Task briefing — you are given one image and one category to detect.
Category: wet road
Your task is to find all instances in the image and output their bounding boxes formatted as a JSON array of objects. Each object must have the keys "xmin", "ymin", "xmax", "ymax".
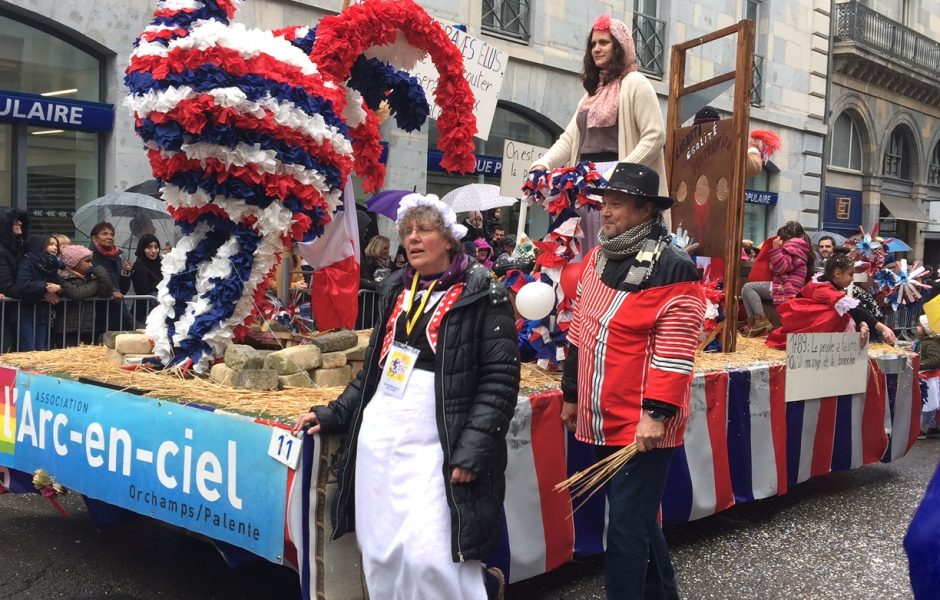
[{"xmin": 0, "ymin": 438, "xmax": 936, "ymax": 599}]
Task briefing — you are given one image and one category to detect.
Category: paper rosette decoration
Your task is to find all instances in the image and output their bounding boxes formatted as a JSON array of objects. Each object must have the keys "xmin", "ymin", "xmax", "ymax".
[
  {"xmin": 523, "ymin": 161, "xmax": 607, "ymax": 219},
  {"xmin": 125, "ymin": 0, "xmax": 475, "ymax": 371},
  {"xmin": 884, "ymin": 259, "xmax": 930, "ymax": 311}
]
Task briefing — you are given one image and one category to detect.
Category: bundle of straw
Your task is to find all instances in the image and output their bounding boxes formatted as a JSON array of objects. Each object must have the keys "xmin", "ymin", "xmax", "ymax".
[{"xmin": 553, "ymin": 443, "xmax": 637, "ymax": 513}]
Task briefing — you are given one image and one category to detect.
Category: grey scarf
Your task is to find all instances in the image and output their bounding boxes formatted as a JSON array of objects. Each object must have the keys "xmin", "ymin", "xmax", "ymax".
[{"xmin": 596, "ymin": 212, "xmax": 669, "ymax": 290}]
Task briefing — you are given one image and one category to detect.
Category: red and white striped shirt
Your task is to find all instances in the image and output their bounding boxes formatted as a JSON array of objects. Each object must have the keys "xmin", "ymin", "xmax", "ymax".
[{"xmin": 567, "ymin": 246, "xmax": 706, "ymax": 447}]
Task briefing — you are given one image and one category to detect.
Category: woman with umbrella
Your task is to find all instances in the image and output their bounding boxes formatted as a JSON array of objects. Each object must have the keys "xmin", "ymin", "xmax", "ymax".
[
  {"xmin": 89, "ymin": 221, "xmax": 136, "ymax": 331},
  {"xmin": 131, "ymin": 234, "xmax": 163, "ymax": 323}
]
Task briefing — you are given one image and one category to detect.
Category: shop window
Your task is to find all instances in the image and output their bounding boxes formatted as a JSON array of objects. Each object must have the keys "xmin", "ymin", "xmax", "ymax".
[
  {"xmin": 929, "ymin": 142, "xmax": 940, "ymax": 186},
  {"xmin": 26, "ymin": 127, "xmax": 99, "ymax": 236},
  {"xmin": 883, "ymin": 127, "xmax": 913, "ymax": 181},
  {"xmin": 830, "ymin": 112, "xmax": 863, "ymax": 171},
  {"xmin": 482, "ymin": 0, "xmax": 530, "ymax": 43},
  {"xmin": 0, "ymin": 14, "xmax": 100, "ymax": 102}
]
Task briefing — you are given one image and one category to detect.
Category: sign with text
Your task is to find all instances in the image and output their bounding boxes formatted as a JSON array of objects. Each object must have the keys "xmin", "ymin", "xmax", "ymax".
[
  {"xmin": 0, "ymin": 90, "xmax": 114, "ymax": 132},
  {"xmin": 0, "ymin": 368, "xmax": 287, "ymax": 562},
  {"xmin": 500, "ymin": 140, "xmax": 548, "ymax": 199},
  {"xmin": 785, "ymin": 333, "xmax": 869, "ymax": 402},
  {"xmin": 410, "ymin": 23, "xmax": 506, "ymax": 140}
]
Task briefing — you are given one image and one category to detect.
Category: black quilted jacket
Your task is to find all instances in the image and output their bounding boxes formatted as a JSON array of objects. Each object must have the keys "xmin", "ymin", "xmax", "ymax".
[{"xmin": 313, "ymin": 261, "xmax": 520, "ymax": 562}]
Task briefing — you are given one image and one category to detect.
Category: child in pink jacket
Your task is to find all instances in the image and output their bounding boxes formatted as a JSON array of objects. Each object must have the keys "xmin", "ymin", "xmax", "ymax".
[{"xmin": 740, "ymin": 221, "xmax": 815, "ymax": 337}]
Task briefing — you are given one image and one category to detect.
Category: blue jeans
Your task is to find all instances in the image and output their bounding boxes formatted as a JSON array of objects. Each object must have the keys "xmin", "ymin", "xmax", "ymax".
[
  {"xmin": 18, "ymin": 305, "xmax": 50, "ymax": 352},
  {"xmin": 598, "ymin": 445, "xmax": 679, "ymax": 600}
]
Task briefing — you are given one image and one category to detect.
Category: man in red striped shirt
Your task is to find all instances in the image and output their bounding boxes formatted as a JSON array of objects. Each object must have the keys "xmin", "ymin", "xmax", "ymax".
[{"xmin": 561, "ymin": 162, "xmax": 705, "ymax": 599}]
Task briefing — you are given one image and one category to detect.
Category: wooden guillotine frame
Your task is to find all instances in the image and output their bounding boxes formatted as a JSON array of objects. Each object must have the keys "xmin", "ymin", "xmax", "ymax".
[{"xmin": 665, "ymin": 20, "xmax": 755, "ymax": 353}]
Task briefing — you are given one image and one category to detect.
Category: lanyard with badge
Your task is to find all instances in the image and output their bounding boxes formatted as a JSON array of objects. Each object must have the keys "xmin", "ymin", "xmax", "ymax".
[{"xmin": 379, "ymin": 273, "xmax": 437, "ymax": 398}]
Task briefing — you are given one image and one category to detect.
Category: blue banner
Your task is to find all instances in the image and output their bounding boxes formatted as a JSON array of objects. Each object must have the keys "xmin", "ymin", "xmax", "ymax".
[
  {"xmin": 823, "ymin": 187, "xmax": 863, "ymax": 232},
  {"xmin": 745, "ymin": 189, "xmax": 778, "ymax": 206},
  {"xmin": 0, "ymin": 368, "xmax": 287, "ymax": 562},
  {"xmin": 0, "ymin": 90, "xmax": 114, "ymax": 132},
  {"xmin": 428, "ymin": 149, "xmax": 502, "ymax": 177}
]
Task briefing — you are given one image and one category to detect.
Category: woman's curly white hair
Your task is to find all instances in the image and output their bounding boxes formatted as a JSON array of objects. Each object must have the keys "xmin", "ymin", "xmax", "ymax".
[{"xmin": 395, "ymin": 193, "xmax": 468, "ymax": 241}]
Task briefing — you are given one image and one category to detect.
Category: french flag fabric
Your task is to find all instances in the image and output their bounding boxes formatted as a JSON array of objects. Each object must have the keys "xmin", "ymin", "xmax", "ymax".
[
  {"xmin": 285, "ymin": 432, "xmax": 321, "ymax": 600},
  {"xmin": 295, "ymin": 182, "xmax": 361, "ymax": 331},
  {"xmin": 285, "ymin": 355, "xmax": 922, "ymax": 591}
]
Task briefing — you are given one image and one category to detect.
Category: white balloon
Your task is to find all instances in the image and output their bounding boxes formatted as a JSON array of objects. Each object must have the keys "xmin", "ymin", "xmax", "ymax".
[{"xmin": 516, "ymin": 281, "xmax": 556, "ymax": 320}]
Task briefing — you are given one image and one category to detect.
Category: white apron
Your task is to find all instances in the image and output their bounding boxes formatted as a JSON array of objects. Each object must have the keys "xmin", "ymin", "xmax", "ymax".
[{"xmin": 355, "ymin": 369, "xmax": 487, "ymax": 600}]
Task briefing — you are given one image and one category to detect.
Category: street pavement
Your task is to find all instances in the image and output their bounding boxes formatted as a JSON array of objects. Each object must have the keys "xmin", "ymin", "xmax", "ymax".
[{"xmin": 0, "ymin": 438, "xmax": 936, "ymax": 599}]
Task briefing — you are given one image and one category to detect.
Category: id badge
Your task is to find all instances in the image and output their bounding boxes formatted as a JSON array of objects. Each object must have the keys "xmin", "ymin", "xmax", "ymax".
[{"xmin": 378, "ymin": 342, "xmax": 421, "ymax": 399}]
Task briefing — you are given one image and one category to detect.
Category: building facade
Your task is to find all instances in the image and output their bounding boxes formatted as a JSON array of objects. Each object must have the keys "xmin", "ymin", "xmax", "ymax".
[
  {"xmin": 3, "ymin": 0, "xmax": 839, "ymax": 246},
  {"xmin": 824, "ymin": 0, "xmax": 940, "ymax": 262}
]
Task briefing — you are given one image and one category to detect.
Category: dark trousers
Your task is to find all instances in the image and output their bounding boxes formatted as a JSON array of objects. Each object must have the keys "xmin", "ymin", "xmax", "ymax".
[{"xmin": 598, "ymin": 445, "xmax": 679, "ymax": 600}]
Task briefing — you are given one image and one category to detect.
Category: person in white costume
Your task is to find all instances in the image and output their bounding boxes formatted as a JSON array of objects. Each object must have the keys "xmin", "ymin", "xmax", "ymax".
[{"xmin": 296, "ymin": 194, "xmax": 520, "ymax": 600}]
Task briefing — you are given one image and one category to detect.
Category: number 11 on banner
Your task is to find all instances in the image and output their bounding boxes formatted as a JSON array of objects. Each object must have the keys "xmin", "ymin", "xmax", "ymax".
[{"xmin": 267, "ymin": 428, "xmax": 302, "ymax": 469}]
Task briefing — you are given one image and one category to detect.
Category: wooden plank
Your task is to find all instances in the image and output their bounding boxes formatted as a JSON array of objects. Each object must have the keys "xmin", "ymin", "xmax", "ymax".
[
  {"xmin": 677, "ymin": 71, "xmax": 737, "ymax": 98},
  {"xmin": 664, "ymin": 45, "xmax": 685, "ymax": 193},
  {"xmin": 720, "ymin": 19, "xmax": 756, "ymax": 353},
  {"xmin": 671, "ymin": 21, "xmax": 746, "ymax": 52}
]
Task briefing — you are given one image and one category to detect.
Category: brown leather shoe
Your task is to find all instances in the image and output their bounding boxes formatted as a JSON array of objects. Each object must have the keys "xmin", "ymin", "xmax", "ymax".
[{"xmin": 746, "ymin": 314, "xmax": 774, "ymax": 337}]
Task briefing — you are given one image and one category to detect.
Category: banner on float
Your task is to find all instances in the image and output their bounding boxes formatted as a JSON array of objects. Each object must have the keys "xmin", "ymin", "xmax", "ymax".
[
  {"xmin": 500, "ymin": 140, "xmax": 548, "ymax": 199},
  {"xmin": 785, "ymin": 333, "xmax": 869, "ymax": 402},
  {"xmin": 0, "ymin": 368, "xmax": 287, "ymax": 562},
  {"xmin": 410, "ymin": 23, "xmax": 506, "ymax": 140}
]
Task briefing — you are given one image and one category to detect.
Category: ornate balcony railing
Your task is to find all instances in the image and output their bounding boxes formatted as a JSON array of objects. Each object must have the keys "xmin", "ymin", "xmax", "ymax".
[
  {"xmin": 835, "ymin": 1, "xmax": 940, "ymax": 75},
  {"xmin": 751, "ymin": 53, "xmax": 764, "ymax": 107},
  {"xmin": 633, "ymin": 13, "xmax": 665, "ymax": 78}
]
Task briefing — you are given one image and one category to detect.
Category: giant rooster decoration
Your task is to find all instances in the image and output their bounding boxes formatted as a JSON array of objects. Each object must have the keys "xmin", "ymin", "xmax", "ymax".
[{"xmin": 125, "ymin": 0, "xmax": 476, "ymax": 371}]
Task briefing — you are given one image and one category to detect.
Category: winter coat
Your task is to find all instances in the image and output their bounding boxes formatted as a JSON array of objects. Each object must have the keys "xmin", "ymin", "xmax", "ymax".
[
  {"xmin": 90, "ymin": 244, "xmax": 132, "ymax": 295},
  {"xmin": 768, "ymin": 237, "xmax": 811, "ymax": 305},
  {"xmin": 55, "ymin": 267, "xmax": 115, "ymax": 335},
  {"xmin": 920, "ymin": 337, "xmax": 940, "ymax": 371},
  {"xmin": 15, "ymin": 236, "xmax": 63, "ymax": 303},
  {"xmin": 0, "ymin": 208, "xmax": 30, "ymax": 301},
  {"xmin": 312, "ymin": 262, "xmax": 520, "ymax": 562}
]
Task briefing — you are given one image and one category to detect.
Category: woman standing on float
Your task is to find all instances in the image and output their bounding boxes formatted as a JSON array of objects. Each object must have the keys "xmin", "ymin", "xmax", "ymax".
[
  {"xmin": 530, "ymin": 15, "xmax": 668, "ymax": 247},
  {"xmin": 295, "ymin": 194, "xmax": 519, "ymax": 600}
]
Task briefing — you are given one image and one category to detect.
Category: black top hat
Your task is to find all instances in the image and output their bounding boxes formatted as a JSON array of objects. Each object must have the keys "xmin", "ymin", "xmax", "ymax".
[{"xmin": 586, "ymin": 162, "xmax": 674, "ymax": 209}]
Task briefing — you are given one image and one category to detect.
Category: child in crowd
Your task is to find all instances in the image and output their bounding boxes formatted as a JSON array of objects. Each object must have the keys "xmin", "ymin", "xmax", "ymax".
[
  {"xmin": 473, "ymin": 238, "xmax": 494, "ymax": 270},
  {"xmin": 15, "ymin": 235, "xmax": 64, "ymax": 351},
  {"xmin": 766, "ymin": 247, "xmax": 897, "ymax": 349},
  {"xmin": 915, "ymin": 315, "xmax": 940, "ymax": 438},
  {"xmin": 51, "ymin": 233, "xmax": 70, "ymax": 250},
  {"xmin": 55, "ymin": 244, "xmax": 115, "ymax": 346},
  {"xmin": 741, "ymin": 221, "xmax": 815, "ymax": 337}
]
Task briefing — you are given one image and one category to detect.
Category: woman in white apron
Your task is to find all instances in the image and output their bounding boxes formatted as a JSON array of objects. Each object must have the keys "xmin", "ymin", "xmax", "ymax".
[{"xmin": 296, "ymin": 193, "xmax": 520, "ymax": 600}]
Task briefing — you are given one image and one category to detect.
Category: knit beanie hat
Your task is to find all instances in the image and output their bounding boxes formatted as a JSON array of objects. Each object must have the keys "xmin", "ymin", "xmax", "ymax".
[
  {"xmin": 61, "ymin": 244, "xmax": 92, "ymax": 269},
  {"xmin": 592, "ymin": 15, "xmax": 638, "ymax": 69}
]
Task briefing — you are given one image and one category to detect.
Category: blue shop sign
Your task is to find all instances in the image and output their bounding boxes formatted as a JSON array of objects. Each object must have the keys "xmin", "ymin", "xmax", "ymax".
[
  {"xmin": 428, "ymin": 149, "xmax": 502, "ymax": 177},
  {"xmin": 823, "ymin": 187, "xmax": 862, "ymax": 232},
  {"xmin": 744, "ymin": 189, "xmax": 778, "ymax": 206},
  {"xmin": 0, "ymin": 90, "xmax": 114, "ymax": 132},
  {"xmin": 0, "ymin": 368, "xmax": 287, "ymax": 562}
]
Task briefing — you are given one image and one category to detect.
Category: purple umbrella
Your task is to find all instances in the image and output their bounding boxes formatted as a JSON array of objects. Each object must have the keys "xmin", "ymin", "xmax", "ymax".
[{"xmin": 366, "ymin": 190, "xmax": 411, "ymax": 220}]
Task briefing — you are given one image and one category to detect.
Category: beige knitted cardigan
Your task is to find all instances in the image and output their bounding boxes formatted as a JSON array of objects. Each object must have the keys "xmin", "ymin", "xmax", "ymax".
[{"xmin": 531, "ymin": 71, "xmax": 668, "ymax": 197}]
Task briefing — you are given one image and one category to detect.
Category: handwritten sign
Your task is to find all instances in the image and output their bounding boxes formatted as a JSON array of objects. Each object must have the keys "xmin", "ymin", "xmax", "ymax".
[
  {"xmin": 785, "ymin": 333, "xmax": 869, "ymax": 402},
  {"xmin": 500, "ymin": 140, "xmax": 548, "ymax": 199},
  {"xmin": 410, "ymin": 24, "xmax": 506, "ymax": 140}
]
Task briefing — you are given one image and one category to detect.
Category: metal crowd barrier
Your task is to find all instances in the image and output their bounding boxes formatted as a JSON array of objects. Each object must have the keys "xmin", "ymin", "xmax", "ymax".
[
  {"xmin": 0, "ymin": 295, "xmax": 158, "ymax": 355},
  {"xmin": 885, "ymin": 299, "xmax": 924, "ymax": 343},
  {"xmin": 356, "ymin": 289, "xmax": 379, "ymax": 330}
]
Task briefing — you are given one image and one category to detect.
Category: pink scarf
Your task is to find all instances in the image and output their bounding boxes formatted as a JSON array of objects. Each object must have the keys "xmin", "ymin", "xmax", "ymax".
[{"xmin": 582, "ymin": 15, "xmax": 639, "ymax": 128}]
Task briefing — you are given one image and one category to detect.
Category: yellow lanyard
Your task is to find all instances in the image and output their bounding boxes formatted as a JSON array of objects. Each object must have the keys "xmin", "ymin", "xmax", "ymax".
[{"xmin": 405, "ymin": 273, "xmax": 438, "ymax": 337}]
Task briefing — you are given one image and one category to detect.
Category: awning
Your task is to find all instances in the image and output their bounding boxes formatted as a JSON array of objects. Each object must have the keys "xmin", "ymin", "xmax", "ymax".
[{"xmin": 881, "ymin": 195, "xmax": 932, "ymax": 223}]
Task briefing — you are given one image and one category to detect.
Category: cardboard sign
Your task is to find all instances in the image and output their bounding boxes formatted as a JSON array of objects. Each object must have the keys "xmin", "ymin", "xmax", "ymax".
[
  {"xmin": 669, "ymin": 118, "xmax": 738, "ymax": 258},
  {"xmin": 785, "ymin": 333, "xmax": 870, "ymax": 402},
  {"xmin": 500, "ymin": 140, "xmax": 548, "ymax": 199},
  {"xmin": 410, "ymin": 24, "xmax": 506, "ymax": 140}
]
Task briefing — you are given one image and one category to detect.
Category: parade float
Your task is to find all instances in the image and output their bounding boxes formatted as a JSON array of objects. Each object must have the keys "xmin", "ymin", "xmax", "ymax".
[{"xmin": 0, "ymin": 6, "xmax": 923, "ymax": 600}]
